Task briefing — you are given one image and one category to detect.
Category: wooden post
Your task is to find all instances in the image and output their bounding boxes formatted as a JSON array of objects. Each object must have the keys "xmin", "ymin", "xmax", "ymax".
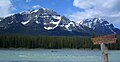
[
  {"xmin": 101, "ymin": 43, "xmax": 109, "ymax": 62},
  {"xmin": 92, "ymin": 34, "xmax": 116, "ymax": 62}
]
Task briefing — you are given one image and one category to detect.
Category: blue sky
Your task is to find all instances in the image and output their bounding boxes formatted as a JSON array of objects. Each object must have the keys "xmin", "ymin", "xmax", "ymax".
[
  {"xmin": 11, "ymin": 0, "xmax": 81, "ymax": 16},
  {"xmin": 0, "ymin": 0, "xmax": 120, "ymax": 28}
]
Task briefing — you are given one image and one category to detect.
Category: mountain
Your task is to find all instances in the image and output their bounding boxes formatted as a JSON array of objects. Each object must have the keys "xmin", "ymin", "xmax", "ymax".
[
  {"xmin": 0, "ymin": 17, "xmax": 4, "ymax": 22},
  {"xmin": 0, "ymin": 8, "xmax": 90, "ymax": 36},
  {"xmin": 79, "ymin": 18, "xmax": 120, "ymax": 35},
  {"xmin": 0, "ymin": 8, "xmax": 120, "ymax": 36}
]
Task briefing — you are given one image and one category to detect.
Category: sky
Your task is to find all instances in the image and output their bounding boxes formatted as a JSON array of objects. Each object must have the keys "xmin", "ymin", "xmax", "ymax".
[{"xmin": 0, "ymin": 0, "xmax": 120, "ymax": 28}]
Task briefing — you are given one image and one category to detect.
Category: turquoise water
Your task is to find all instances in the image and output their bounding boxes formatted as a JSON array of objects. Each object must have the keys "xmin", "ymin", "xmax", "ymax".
[{"xmin": 0, "ymin": 49, "xmax": 120, "ymax": 62}]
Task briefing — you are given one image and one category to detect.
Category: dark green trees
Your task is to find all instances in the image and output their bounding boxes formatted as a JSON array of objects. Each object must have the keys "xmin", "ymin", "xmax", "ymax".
[{"xmin": 0, "ymin": 35, "xmax": 119, "ymax": 50}]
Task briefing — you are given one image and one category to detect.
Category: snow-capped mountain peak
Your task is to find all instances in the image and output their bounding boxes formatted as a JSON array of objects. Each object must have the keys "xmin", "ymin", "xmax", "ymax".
[
  {"xmin": 79, "ymin": 18, "xmax": 112, "ymax": 28},
  {"xmin": 78, "ymin": 18, "xmax": 117, "ymax": 35},
  {"xmin": 0, "ymin": 8, "xmax": 120, "ymax": 36}
]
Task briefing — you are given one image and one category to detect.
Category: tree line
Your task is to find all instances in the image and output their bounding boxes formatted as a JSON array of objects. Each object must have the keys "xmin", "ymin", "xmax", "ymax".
[{"xmin": 0, "ymin": 35, "xmax": 120, "ymax": 50}]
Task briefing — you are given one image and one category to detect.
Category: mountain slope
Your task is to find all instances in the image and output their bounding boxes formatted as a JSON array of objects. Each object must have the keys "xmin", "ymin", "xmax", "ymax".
[
  {"xmin": 0, "ymin": 8, "xmax": 120, "ymax": 36},
  {"xmin": 79, "ymin": 18, "xmax": 120, "ymax": 35},
  {"xmin": 0, "ymin": 8, "xmax": 90, "ymax": 36}
]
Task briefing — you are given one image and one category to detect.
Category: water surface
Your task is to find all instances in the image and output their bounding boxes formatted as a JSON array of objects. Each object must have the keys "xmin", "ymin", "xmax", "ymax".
[{"xmin": 0, "ymin": 49, "xmax": 120, "ymax": 62}]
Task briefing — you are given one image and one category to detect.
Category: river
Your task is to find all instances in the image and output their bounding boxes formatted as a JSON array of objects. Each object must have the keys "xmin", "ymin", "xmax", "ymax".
[{"xmin": 0, "ymin": 49, "xmax": 120, "ymax": 62}]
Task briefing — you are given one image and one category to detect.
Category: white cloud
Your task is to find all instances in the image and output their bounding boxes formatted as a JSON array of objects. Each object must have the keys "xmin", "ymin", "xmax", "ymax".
[
  {"xmin": 67, "ymin": 0, "xmax": 120, "ymax": 28},
  {"xmin": 0, "ymin": 0, "xmax": 14, "ymax": 17},
  {"xmin": 33, "ymin": 5, "xmax": 41, "ymax": 9},
  {"xmin": 73, "ymin": 0, "xmax": 120, "ymax": 13}
]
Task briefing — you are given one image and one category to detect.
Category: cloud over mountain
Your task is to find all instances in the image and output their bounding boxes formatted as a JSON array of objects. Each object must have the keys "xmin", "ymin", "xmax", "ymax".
[
  {"xmin": 0, "ymin": 0, "xmax": 13, "ymax": 17},
  {"xmin": 67, "ymin": 0, "xmax": 120, "ymax": 28}
]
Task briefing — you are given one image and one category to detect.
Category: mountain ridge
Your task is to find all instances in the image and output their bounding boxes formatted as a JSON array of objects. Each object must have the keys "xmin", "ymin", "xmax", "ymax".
[{"xmin": 0, "ymin": 8, "xmax": 120, "ymax": 36}]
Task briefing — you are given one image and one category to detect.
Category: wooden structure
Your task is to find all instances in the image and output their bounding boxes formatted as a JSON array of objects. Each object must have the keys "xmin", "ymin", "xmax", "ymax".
[{"xmin": 92, "ymin": 34, "xmax": 116, "ymax": 62}]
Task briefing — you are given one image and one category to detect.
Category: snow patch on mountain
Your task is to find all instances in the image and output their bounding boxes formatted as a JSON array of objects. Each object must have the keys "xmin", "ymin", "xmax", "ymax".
[
  {"xmin": 35, "ymin": 15, "xmax": 38, "ymax": 18},
  {"xmin": 30, "ymin": 10, "xmax": 38, "ymax": 13},
  {"xmin": 52, "ymin": 16, "xmax": 61, "ymax": 19},
  {"xmin": 43, "ymin": 15, "xmax": 49, "ymax": 18},
  {"xmin": 43, "ymin": 8, "xmax": 47, "ymax": 10},
  {"xmin": 76, "ymin": 23, "xmax": 84, "ymax": 30},
  {"xmin": 21, "ymin": 20, "xmax": 30, "ymax": 25},
  {"xmin": 21, "ymin": 11, "xmax": 31, "ymax": 15},
  {"xmin": 20, "ymin": 9, "xmax": 38, "ymax": 14},
  {"xmin": 65, "ymin": 22, "xmax": 75, "ymax": 31},
  {"xmin": 44, "ymin": 16, "xmax": 61, "ymax": 30},
  {"xmin": 8, "ymin": 21, "xmax": 14, "ymax": 24},
  {"xmin": 0, "ymin": 17, "xmax": 3, "ymax": 22},
  {"xmin": 76, "ymin": 20, "xmax": 83, "ymax": 24},
  {"xmin": 44, "ymin": 27, "xmax": 53, "ymax": 30},
  {"xmin": 43, "ymin": 23, "xmax": 47, "ymax": 25},
  {"xmin": 36, "ymin": 21, "xmax": 41, "ymax": 24}
]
